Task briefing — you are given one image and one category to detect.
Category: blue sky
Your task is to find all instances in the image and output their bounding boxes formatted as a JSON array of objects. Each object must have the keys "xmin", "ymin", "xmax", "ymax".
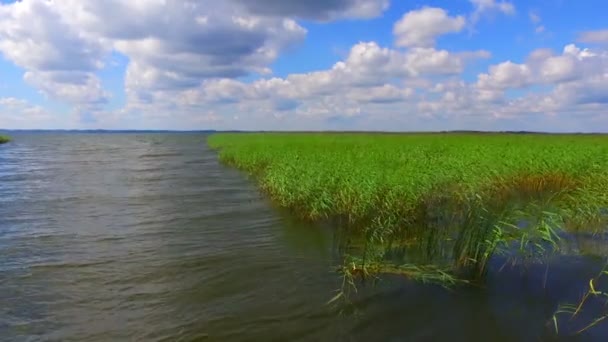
[{"xmin": 0, "ymin": 0, "xmax": 607, "ymax": 131}]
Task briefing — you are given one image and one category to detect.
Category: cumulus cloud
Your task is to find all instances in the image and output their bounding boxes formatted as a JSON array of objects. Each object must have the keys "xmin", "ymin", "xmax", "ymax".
[
  {"xmin": 0, "ymin": 1, "xmax": 606, "ymax": 132},
  {"xmin": 477, "ymin": 61, "xmax": 532, "ymax": 90},
  {"xmin": 478, "ymin": 44, "xmax": 605, "ymax": 92},
  {"xmin": 474, "ymin": 44, "xmax": 608, "ymax": 114},
  {"xmin": 393, "ymin": 7, "xmax": 465, "ymax": 48},
  {"xmin": 0, "ymin": 1, "xmax": 106, "ymax": 72},
  {"xmin": 553, "ymin": 75, "xmax": 608, "ymax": 105},
  {"xmin": 113, "ymin": 35, "xmax": 608, "ymax": 132},
  {"xmin": 0, "ymin": 0, "xmax": 109, "ymax": 110},
  {"xmin": 175, "ymin": 41, "xmax": 487, "ymax": 106},
  {"xmin": 24, "ymin": 71, "xmax": 109, "ymax": 105},
  {"xmin": 258, "ymin": 41, "xmax": 606, "ymax": 131},
  {"xmin": 393, "ymin": 3, "xmax": 515, "ymax": 49},
  {"xmin": 60, "ymin": 0, "xmax": 309, "ymax": 107},
  {"xmin": 127, "ymin": 39, "xmax": 490, "ymax": 129},
  {"xmin": 0, "ymin": 0, "xmax": 319, "ymax": 123},
  {"xmin": 469, "ymin": 47, "xmax": 607, "ymax": 129},
  {"xmin": 54, "ymin": 0, "xmax": 389, "ymax": 104}
]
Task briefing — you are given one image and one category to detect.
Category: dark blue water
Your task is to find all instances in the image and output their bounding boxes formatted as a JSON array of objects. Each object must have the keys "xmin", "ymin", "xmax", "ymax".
[{"xmin": 1, "ymin": 133, "xmax": 607, "ymax": 341}]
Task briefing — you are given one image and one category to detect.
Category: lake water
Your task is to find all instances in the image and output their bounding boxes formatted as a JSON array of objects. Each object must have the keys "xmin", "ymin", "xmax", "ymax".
[{"xmin": 1, "ymin": 133, "xmax": 607, "ymax": 341}]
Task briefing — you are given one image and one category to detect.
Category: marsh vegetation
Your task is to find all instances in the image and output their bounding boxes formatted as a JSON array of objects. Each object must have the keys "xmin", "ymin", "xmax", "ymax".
[
  {"xmin": 0, "ymin": 135, "xmax": 10, "ymax": 144},
  {"xmin": 209, "ymin": 132, "xmax": 608, "ymax": 336}
]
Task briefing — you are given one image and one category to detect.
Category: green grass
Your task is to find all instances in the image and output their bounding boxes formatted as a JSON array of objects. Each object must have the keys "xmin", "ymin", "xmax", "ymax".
[
  {"xmin": 208, "ymin": 133, "xmax": 608, "ymax": 281},
  {"xmin": 0, "ymin": 135, "xmax": 10, "ymax": 144}
]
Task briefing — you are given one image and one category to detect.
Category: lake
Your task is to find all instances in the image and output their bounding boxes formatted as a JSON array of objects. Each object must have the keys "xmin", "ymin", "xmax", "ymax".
[{"xmin": 1, "ymin": 133, "xmax": 607, "ymax": 341}]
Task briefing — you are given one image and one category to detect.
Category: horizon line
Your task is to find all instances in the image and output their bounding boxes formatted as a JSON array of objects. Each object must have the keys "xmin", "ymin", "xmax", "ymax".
[{"xmin": 1, "ymin": 129, "xmax": 608, "ymax": 134}]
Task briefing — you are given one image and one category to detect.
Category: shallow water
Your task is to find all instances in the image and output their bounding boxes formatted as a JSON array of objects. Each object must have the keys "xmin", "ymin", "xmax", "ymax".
[{"xmin": 1, "ymin": 133, "xmax": 607, "ymax": 341}]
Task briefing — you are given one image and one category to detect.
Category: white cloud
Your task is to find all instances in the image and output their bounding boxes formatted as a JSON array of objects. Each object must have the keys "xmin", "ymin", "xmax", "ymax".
[
  {"xmin": 392, "ymin": 3, "xmax": 515, "ymax": 50},
  {"xmin": 0, "ymin": 0, "xmax": 109, "ymax": 113},
  {"xmin": 0, "ymin": 0, "xmax": 323, "ymax": 127},
  {"xmin": 0, "ymin": 97, "xmax": 30, "ymax": 108},
  {"xmin": 0, "ymin": 97, "xmax": 55, "ymax": 129},
  {"xmin": 528, "ymin": 10, "xmax": 545, "ymax": 34},
  {"xmin": 0, "ymin": 1, "xmax": 607, "ymax": 132},
  {"xmin": 181, "ymin": 41, "xmax": 487, "ymax": 105},
  {"xmin": 231, "ymin": 0, "xmax": 390, "ymax": 21},
  {"xmin": 347, "ymin": 84, "xmax": 414, "ymax": 103},
  {"xmin": 0, "ymin": 1, "xmax": 107, "ymax": 72},
  {"xmin": 552, "ymin": 74, "xmax": 608, "ymax": 106},
  {"xmin": 477, "ymin": 61, "xmax": 532, "ymax": 90},
  {"xmin": 120, "ymin": 39, "xmax": 489, "ymax": 129},
  {"xmin": 393, "ymin": 7, "xmax": 465, "ymax": 48},
  {"xmin": 64, "ymin": 0, "xmax": 308, "ymax": 108},
  {"xmin": 24, "ymin": 71, "xmax": 109, "ymax": 105},
  {"xmin": 469, "ymin": 0, "xmax": 515, "ymax": 24},
  {"xmin": 529, "ymin": 11, "xmax": 541, "ymax": 24},
  {"xmin": 578, "ymin": 29, "xmax": 608, "ymax": 44},
  {"xmin": 477, "ymin": 44, "xmax": 605, "ymax": 94},
  {"xmin": 194, "ymin": 40, "xmax": 603, "ymax": 132}
]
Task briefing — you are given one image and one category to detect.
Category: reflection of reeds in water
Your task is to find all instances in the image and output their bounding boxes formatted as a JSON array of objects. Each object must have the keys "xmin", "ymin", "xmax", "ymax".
[{"xmin": 564, "ymin": 234, "xmax": 608, "ymax": 256}]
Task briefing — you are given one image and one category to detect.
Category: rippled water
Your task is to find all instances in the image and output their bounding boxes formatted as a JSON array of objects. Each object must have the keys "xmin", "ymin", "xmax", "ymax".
[{"xmin": 1, "ymin": 133, "xmax": 608, "ymax": 341}]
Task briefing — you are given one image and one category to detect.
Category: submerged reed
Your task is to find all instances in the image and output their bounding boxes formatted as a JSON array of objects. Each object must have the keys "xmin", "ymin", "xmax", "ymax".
[{"xmin": 551, "ymin": 262, "xmax": 608, "ymax": 336}]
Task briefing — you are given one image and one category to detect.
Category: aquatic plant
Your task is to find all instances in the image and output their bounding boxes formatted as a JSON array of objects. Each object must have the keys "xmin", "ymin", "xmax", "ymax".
[
  {"xmin": 551, "ymin": 262, "xmax": 608, "ymax": 336},
  {"xmin": 0, "ymin": 135, "xmax": 10, "ymax": 144},
  {"xmin": 209, "ymin": 133, "xmax": 608, "ymax": 283}
]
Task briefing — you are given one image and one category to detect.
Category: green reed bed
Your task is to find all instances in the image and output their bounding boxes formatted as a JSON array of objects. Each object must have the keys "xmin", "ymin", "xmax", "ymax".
[
  {"xmin": 208, "ymin": 133, "xmax": 608, "ymax": 283},
  {"xmin": 0, "ymin": 135, "xmax": 10, "ymax": 144}
]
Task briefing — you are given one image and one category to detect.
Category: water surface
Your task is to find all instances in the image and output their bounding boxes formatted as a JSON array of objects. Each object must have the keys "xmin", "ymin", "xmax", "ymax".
[{"xmin": 1, "ymin": 133, "xmax": 607, "ymax": 341}]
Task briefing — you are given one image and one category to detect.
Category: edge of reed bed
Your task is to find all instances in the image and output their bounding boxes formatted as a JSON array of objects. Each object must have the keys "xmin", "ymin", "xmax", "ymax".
[{"xmin": 0, "ymin": 135, "xmax": 10, "ymax": 144}]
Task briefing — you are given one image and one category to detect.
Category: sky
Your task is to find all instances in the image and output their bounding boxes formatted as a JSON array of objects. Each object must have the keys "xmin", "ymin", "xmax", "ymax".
[{"xmin": 0, "ymin": 0, "xmax": 607, "ymax": 132}]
